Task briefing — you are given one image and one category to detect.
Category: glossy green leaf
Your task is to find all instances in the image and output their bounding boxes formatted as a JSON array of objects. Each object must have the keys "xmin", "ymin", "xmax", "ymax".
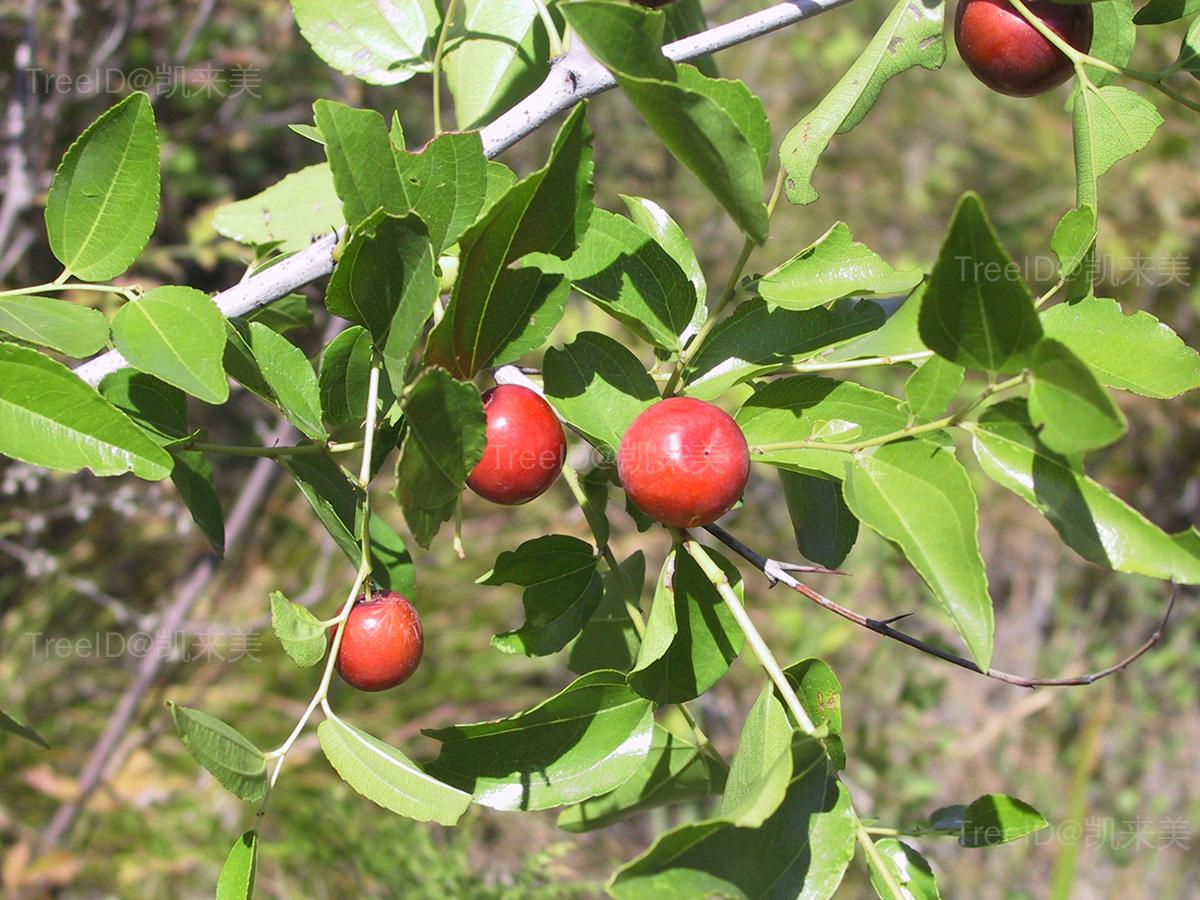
[
  {"xmin": 1028, "ymin": 338, "xmax": 1126, "ymax": 455},
  {"xmin": 319, "ymin": 326, "xmax": 373, "ymax": 425},
  {"xmin": 168, "ymin": 702, "xmax": 267, "ymax": 803},
  {"xmin": 904, "ymin": 356, "xmax": 964, "ymax": 422},
  {"xmin": 0, "ymin": 343, "xmax": 171, "ymax": 480},
  {"xmin": 111, "ymin": 286, "xmax": 229, "ymax": 404},
  {"xmin": 868, "ymin": 838, "xmax": 941, "ymax": 900},
  {"xmin": 620, "ymin": 194, "xmax": 707, "ymax": 319},
  {"xmin": 1040, "ymin": 296, "xmax": 1200, "ymax": 399},
  {"xmin": 0, "ymin": 709, "xmax": 49, "ymax": 748},
  {"xmin": 45, "ymin": 92, "xmax": 160, "ymax": 280},
  {"xmin": 969, "ymin": 401, "xmax": 1200, "ymax": 582},
  {"xmin": 785, "ymin": 659, "xmax": 846, "ymax": 769},
  {"xmin": 686, "ymin": 299, "xmax": 884, "ymax": 400},
  {"xmin": 1073, "ymin": 85, "xmax": 1162, "ymax": 188},
  {"xmin": 213, "ymin": 164, "xmax": 345, "ymax": 252},
  {"xmin": 569, "ymin": 551, "xmax": 645, "ymax": 675},
  {"xmin": 246, "ymin": 322, "xmax": 327, "ymax": 440},
  {"xmin": 215, "ymin": 831, "xmax": 258, "ymax": 900},
  {"xmin": 629, "ymin": 547, "xmax": 744, "ymax": 704},
  {"xmin": 959, "ymin": 794, "xmax": 1049, "ymax": 847},
  {"xmin": 424, "ymin": 670, "xmax": 655, "ymax": 811},
  {"xmin": 170, "ymin": 450, "xmax": 225, "ymax": 556},
  {"xmin": 824, "ymin": 286, "xmax": 928, "ymax": 363},
  {"xmin": 251, "ymin": 293, "xmax": 315, "ymax": 334},
  {"xmin": 99, "ymin": 369, "xmax": 188, "ymax": 443},
  {"xmin": 270, "ymin": 590, "xmax": 326, "ymax": 668},
  {"xmin": 1134, "ymin": 0, "xmax": 1200, "ymax": 24},
  {"xmin": 754, "ymin": 223, "xmax": 922, "ymax": 311},
  {"xmin": 318, "ymin": 717, "xmax": 471, "ymax": 825},
  {"xmin": 781, "ymin": 0, "xmax": 945, "ymax": 205},
  {"xmin": 737, "ymin": 376, "xmax": 909, "ymax": 479},
  {"xmin": 393, "ymin": 368, "xmax": 486, "ymax": 547},
  {"xmin": 718, "ymin": 682, "xmax": 795, "ymax": 827},
  {"xmin": 1174, "ymin": 15, "xmax": 1200, "ymax": 78},
  {"xmin": 563, "ymin": 1, "xmax": 769, "ymax": 240},
  {"xmin": 427, "ymin": 107, "xmax": 593, "ymax": 377},
  {"xmin": 484, "ymin": 535, "xmax": 604, "ymax": 657},
  {"xmin": 0, "ymin": 295, "xmax": 109, "ymax": 358},
  {"xmin": 1051, "ymin": 206, "xmax": 1098, "ymax": 280},
  {"xmin": 543, "ymin": 331, "xmax": 659, "ymax": 458},
  {"xmin": 918, "ymin": 193, "xmax": 1043, "ymax": 374},
  {"xmin": 289, "ymin": 0, "xmax": 439, "ymax": 84},
  {"xmin": 844, "ymin": 441, "xmax": 994, "ymax": 668},
  {"xmin": 780, "ymin": 472, "xmax": 859, "ymax": 570}
]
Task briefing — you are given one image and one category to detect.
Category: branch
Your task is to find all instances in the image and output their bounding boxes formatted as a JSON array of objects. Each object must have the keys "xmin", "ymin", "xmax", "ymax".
[
  {"xmin": 703, "ymin": 523, "xmax": 1180, "ymax": 689},
  {"xmin": 73, "ymin": 0, "xmax": 854, "ymax": 388}
]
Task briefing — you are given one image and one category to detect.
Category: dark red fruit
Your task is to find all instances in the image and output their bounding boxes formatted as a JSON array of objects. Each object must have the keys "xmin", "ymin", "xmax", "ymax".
[
  {"xmin": 617, "ymin": 397, "xmax": 750, "ymax": 529},
  {"xmin": 467, "ymin": 385, "xmax": 566, "ymax": 505},
  {"xmin": 333, "ymin": 591, "xmax": 423, "ymax": 692},
  {"xmin": 954, "ymin": 0, "xmax": 1092, "ymax": 97}
]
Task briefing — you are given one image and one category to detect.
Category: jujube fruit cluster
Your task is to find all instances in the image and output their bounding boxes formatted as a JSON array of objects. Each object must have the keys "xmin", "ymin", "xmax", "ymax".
[
  {"xmin": 467, "ymin": 385, "xmax": 566, "ymax": 505},
  {"xmin": 618, "ymin": 397, "xmax": 750, "ymax": 528},
  {"xmin": 954, "ymin": 0, "xmax": 1092, "ymax": 97},
  {"xmin": 333, "ymin": 591, "xmax": 424, "ymax": 692}
]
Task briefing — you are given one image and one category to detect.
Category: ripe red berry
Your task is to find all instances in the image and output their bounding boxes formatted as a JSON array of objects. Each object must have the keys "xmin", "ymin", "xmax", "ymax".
[
  {"xmin": 333, "ymin": 591, "xmax": 423, "ymax": 692},
  {"xmin": 467, "ymin": 384, "xmax": 566, "ymax": 505},
  {"xmin": 617, "ymin": 397, "xmax": 750, "ymax": 528},
  {"xmin": 954, "ymin": 0, "xmax": 1092, "ymax": 97}
]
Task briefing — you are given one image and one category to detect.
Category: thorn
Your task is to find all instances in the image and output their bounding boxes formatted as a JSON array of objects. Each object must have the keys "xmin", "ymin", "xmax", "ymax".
[
  {"xmin": 877, "ymin": 612, "xmax": 915, "ymax": 626},
  {"xmin": 774, "ymin": 561, "xmax": 847, "ymax": 577}
]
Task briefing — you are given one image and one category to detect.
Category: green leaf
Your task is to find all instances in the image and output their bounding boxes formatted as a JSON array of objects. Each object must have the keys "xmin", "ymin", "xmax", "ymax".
[
  {"xmin": 868, "ymin": 839, "xmax": 941, "ymax": 900},
  {"xmin": 543, "ymin": 331, "xmax": 659, "ymax": 458},
  {"xmin": 213, "ymin": 164, "xmax": 345, "ymax": 253},
  {"xmin": 100, "ymin": 369, "xmax": 189, "ymax": 443},
  {"xmin": 686, "ymin": 299, "xmax": 884, "ymax": 400},
  {"xmin": 319, "ymin": 326, "xmax": 374, "ymax": 425},
  {"xmin": 215, "ymin": 831, "xmax": 258, "ymax": 900},
  {"xmin": 0, "ymin": 343, "xmax": 171, "ymax": 480},
  {"xmin": 608, "ymin": 740, "xmax": 855, "ymax": 900},
  {"xmin": 781, "ymin": 0, "xmax": 945, "ymax": 205},
  {"xmin": 918, "ymin": 193, "xmax": 1043, "ymax": 374},
  {"xmin": 168, "ymin": 701, "xmax": 267, "ymax": 803},
  {"xmin": 969, "ymin": 401, "xmax": 1200, "ymax": 582},
  {"xmin": 718, "ymin": 682, "xmax": 795, "ymax": 827},
  {"xmin": 1080, "ymin": 0, "xmax": 1136, "ymax": 89},
  {"xmin": 245, "ymin": 322, "xmax": 327, "ymax": 440},
  {"xmin": 753, "ymin": 223, "xmax": 923, "ymax": 311},
  {"xmin": 318, "ymin": 717, "xmax": 471, "ymax": 825},
  {"xmin": 111, "ymin": 286, "xmax": 229, "ymax": 404},
  {"xmin": 558, "ymin": 724, "xmax": 724, "ymax": 832},
  {"xmin": 393, "ymin": 368, "xmax": 486, "ymax": 547},
  {"xmin": 1073, "ymin": 85, "xmax": 1162, "ymax": 189},
  {"xmin": 0, "ymin": 295, "xmax": 109, "ymax": 358},
  {"xmin": 1134, "ymin": 0, "xmax": 1200, "ymax": 24},
  {"xmin": 0, "ymin": 709, "xmax": 49, "ymax": 748},
  {"xmin": 785, "ymin": 658, "xmax": 846, "ymax": 769},
  {"xmin": 569, "ymin": 551, "xmax": 645, "ymax": 675},
  {"xmin": 424, "ymin": 670, "xmax": 655, "ymax": 811},
  {"xmin": 620, "ymin": 194, "xmax": 707, "ymax": 317},
  {"xmin": 45, "ymin": 91, "xmax": 160, "ymax": 280},
  {"xmin": 1174, "ymin": 15, "xmax": 1200, "ymax": 78},
  {"xmin": 959, "ymin": 794, "xmax": 1049, "ymax": 847},
  {"xmin": 289, "ymin": 0, "xmax": 440, "ymax": 84},
  {"xmin": 270, "ymin": 590, "xmax": 327, "ymax": 667},
  {"xmin": 251, "ymin": 294, "xmax": 315, "ymax": 335},
  {"xmin": 737, "ymin": 376, "xmax": 909, "ymax": 479},
  {"xmin": 780, "ymin": 472, "xmax": 858, "ymax": 570},
  {"xmin": 824, "ymin": 286, "xmax": 928, "ymax": 363},
  {"xmin": 536, "ymin": 208, "xmax": 698, "ymax": 351},
  {"xmin": 484, "ymin": 535, "xmax": 604, "ymax": 657},
  {"xmin": 904, "ymin": 356, "xmax": 964, "ymax": 422},
  {"xmin": 445, "ymin": 0, "xmax": 551, "ymax": 129},
  {"xmin": 1028, "ymin": 338, "xmax": 1126, "ymax": 455},
  {"xmin": 1040, "ymin": 296, "xmax": 1200, "ymax": 399},
  {"xmin": 1051, "ymin": 205, "xmax": 1098, "ymax": 279},
  {"xmin": 427, "ymin": 106, "xmax": 593, "ymax": 378},
  {"xmin": 844, "ymin": 441, "xmax": 994, "ymax": 668},
  {"xmin": 562, "ymin": 2, "xmax": 769, "ymax": 240},
  {"xmin": 170, "ymin": 450, "xmax": 225, "ymax": 555}
]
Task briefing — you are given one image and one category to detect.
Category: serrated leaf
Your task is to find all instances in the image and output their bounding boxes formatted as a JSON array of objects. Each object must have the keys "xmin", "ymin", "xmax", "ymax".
[
  {"xmin": 270, "ymin": 590, "xmax": 327, "ymax": 667},
  {"xmin": 1040, "ymin": 296, "xmax": 1200, "ymax": 399},
  {"xmin": 969, "ymin": 401, "xmax": 1200, "ymax": 582},
  {"xmin": 424, "ymin": 670, "xmax": 655, "ymax": 811},
  {"xmin": 0, "ymin": 343, "xmax": 171, "ymax": 480},
  {"xmin": 781, "ymin": 0, "xmax": 945, "ymax": 205},
  {"xmin": 289, "ymin": 0, "xmax": 440, "ymax": 84},
  {"xmin": 45, "ymin": 91, "xmax": 160, "ymax": 280},
  {"xmin": 780, "ymin": 472, "xmax": 859, "ymax": 570},
  {"xmin": 718, "ymin": 682, "xmax": 795, "ymax": 827},
  {"xmin": 168, "ymin": 701, "xmax": 267, "ymax": 803},
  {"xmin": 1078, "ymin": 0, "xmax": 1135, "ymax": 90},
  {"xmin": 543, "ymin": 331, "xmax": 659, "ymax": 458},
  {"xmin": 0, "ymin": 709, "xmax": 49, "ymax": 748},
  {"xmin": 111, "ymin": 286, "xmax": 229, "ymax": 404},
  {"xmin": 1028, "ymin": 338, "xmax": 1126, "ymax": 455},
  {"xmin": 844, "ymin": 441, "xmax": 994, "ymax": 668},
  {"xmin": 245, "ymin": 322, "xmax": 327, "ymax": 440},
  {"xmin": 919, "ymin": 193, "xmax": 1043, "ymax": 374},
  {"xmin": 904, "ymin": 355, "xmax": 964, "ymax": 422},
  {"xmin": 959, "ymin": 794, "xmax": 1049, "ymax": 847},
  {"xmin": 213, "ymin": 164, "xmax": 345, "ymax": 252},
  {"xmin": 1051, "ymin": 205, "xmax": 1097, "ymax": 279},
  {"xmin": 318, "ymin": 717, "xmax": 471, "ymax": 825},
  {"xmin": 1073, "ymin": 85, "xmax": 1162, "ymax": 189},
  {"xmin": 754, "ymin": 223, "xmax": 923, "ymax": 311},
  {"xmin": 319, "ymin": 326, "xmax": 374, "ymax": 425},
  {"xmin": 0, "ymin": 295, "xmax": 109, "ymax": 358},
  {"xmin": 484, "ymin": 535, "xmax": 604, "ymax": 657},
  {"xmin": 215, "ymin": 831, "xmax": 258, "ymax": 900},
  {"xmin": 868, "ymin": 838, "xmax": 941, "ymax": 900}
]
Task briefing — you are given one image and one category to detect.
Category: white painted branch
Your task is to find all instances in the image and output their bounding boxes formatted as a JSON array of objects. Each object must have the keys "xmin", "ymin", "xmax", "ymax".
[{"xmin": 74, "ymin": 0, "xmax": 853, "ymax": 387}]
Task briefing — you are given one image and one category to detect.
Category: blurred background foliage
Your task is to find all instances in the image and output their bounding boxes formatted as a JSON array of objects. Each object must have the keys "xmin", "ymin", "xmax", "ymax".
[{"xmin": 0, "ymin": 0, "xmax": 1196, "ymax": 896}]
